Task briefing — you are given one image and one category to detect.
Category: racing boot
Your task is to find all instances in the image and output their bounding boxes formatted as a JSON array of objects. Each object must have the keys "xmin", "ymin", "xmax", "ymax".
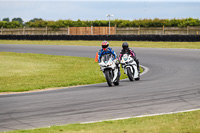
[
  {"xmin": 116, "ymin": 63, "xmax": 121, "ymax": 77},
  {"xmin": 118, "ymin": 67, "xmax": 121, "ymax": 77},
  {"xmin": 135, "ymin": 59, "xmax": 140, "ymax": 73}
]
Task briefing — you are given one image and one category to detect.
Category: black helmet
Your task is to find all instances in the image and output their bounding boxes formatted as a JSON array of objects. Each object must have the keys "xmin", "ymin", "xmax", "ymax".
[{"xmin": 122, "ymin": 42, "xmax": 129, "ymax": 50}]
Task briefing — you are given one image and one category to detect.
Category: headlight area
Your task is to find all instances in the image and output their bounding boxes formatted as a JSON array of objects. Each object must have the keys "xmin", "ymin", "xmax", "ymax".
[
  {"xmin": 108, "ymin": 62, "xmax": 113, "ymax": 66},
  {"xmin": 129, "ymin": 60, "xmax": 133, "ymax": 63}
]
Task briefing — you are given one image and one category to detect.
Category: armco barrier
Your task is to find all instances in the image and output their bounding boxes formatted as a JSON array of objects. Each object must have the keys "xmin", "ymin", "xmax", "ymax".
[{"xmin": 0, "ymin": 35, "xmax": 200, "ymax": 42}]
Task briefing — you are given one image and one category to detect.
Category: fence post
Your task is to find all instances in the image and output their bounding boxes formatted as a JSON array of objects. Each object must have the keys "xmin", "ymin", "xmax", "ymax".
[
  {"xmin": 46, "ymin": 26, "xmax": 48, "ymax": 35},
  {"xmin": 115, "ymin": 24, "xmax": 117, "ymax": 35},
  {"xmin": 138, "ymin": 26, "xmax": 140, "ymax": 35},
  {"xmin": 1, "ymin": 27, "xmax": 3, "ymax": 35},
  {"xmin": 91, "ymin": 26, "xmax": 93, "ymax": 35},
  {"xmin": 23, "ymin": 26, "xmax": 25, "ymax": 35},
  {"xmin": 68, "ymin": 27, "xmax": 70, "ymax": 35},
  {"xmin": 187, "ymin": 26, "xmax": 189, "ymax": 35},
  {"xmin": 163, "ymin": 25, "xmax": 165, "ymax": 35}
]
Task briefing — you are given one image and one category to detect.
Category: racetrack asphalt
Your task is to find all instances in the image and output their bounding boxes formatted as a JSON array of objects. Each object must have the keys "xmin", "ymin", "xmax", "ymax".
[{"xmin": 0, "ymin": 44, "xmax": 200, "ymax": 132}]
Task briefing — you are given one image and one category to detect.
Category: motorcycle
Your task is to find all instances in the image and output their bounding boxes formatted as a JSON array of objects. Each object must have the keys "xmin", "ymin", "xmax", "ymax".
[
  {"xmin": 120, "ymin": 54, "xmax": 140, "ymax": 81},
  {"xmin": 98, "ymin": 54, "xmax": 120, "ymax": 86}
]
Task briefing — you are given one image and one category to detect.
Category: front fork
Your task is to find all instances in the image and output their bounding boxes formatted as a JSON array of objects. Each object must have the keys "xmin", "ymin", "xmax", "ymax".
[
  {"xmin": 123, "ymin": 65, "xmax": 139, "ymax": 78},
  {"xmin": 112, "ymin": 68, "xmax": 118, "ymax": 82},
  {"xmin": 102, "ymin": 69, "xmax": 118, "ymax": 83}
]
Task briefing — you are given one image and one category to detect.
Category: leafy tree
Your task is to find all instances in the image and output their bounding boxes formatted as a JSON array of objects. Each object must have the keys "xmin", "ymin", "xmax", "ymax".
[
  {"xmin": 163, "ymin": 19, "xmax": 171, "ymax": 27},
  {"xmin": 118, "ymin": 20, "xmax": 131, "ymax": 27},
  {"xmin": 12, "ymin": 17, "xmax": 23, "ymax": 24},
  {"xmin": 29, "ymin": 18, "xmax": 43, "ymax": 22},
  {"xmin": 0, "ymin": 21, "xmax": 21, "ymax": 28},
  {"xmin": 63, "ymin": 20, "xmax": 74, "ymax": 27},
  {"xmin": 0, "ymin": 21, "xmax": 7, "ymax": 27},
  {"xmin": 2, "ymin": 18, "xmax": 9, "ymax": 22},
  {"xmin": 23, "ymin": 18, "xmax": 200, "ymax": 28}
]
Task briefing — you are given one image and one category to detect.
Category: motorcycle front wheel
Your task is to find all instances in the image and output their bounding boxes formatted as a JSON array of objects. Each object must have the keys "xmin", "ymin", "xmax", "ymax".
[
  {"xmin": 105, "ymin": 70, "xmax": 113, "ymax": 86},
  {"xmin": 127, "ymin": 67, "xmax": 134, "ymax": 81}
]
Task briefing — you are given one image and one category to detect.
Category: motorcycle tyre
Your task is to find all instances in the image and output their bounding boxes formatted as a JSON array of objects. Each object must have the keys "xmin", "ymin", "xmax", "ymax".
[
  {"xmin": 127, "ymin": 67, "xmax": 134, "ymax": 81},
  {"xmin": 105, "ymin": 70, "xmax": 113, "ymax": 87}
]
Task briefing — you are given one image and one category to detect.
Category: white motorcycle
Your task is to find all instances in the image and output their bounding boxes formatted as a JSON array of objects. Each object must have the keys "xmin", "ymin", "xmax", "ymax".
[
  {"xmin": 120, "ymin": 54, "xmax": 140, "ymax": 81},
  {"xmin": 98, "ymin": 54, "xmax": 120, "ymax": 86}
]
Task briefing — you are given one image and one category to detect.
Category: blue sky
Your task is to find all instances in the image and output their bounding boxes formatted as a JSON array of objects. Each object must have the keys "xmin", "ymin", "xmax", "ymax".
[{"xmin": 0, "ymin": 0, "xmax": 200, "ymax": 22}]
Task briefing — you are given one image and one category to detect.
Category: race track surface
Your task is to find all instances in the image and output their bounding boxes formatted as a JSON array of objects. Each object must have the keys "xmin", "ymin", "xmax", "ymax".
[{"xmin": 0, "ymin": 44, "xmax": 200, "ymax": 132}]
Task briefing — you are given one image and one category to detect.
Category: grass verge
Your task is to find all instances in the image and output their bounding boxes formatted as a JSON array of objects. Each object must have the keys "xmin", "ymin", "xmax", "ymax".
[
  {"xmin": 0, "ymin": 52, "xmax": 143, "ymax": 92},
  {"xmin": 1, "ymin": 40, "xmax": 200, "ymax": 49},
  {"xmin": 5, "ymin": 110, "xmax": 200, "ymax": 133}
]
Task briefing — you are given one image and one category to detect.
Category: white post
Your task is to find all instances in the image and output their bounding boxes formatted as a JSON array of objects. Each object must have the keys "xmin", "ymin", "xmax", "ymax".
[
  {"xmin": 109, "ymin": 17, "xmax": 110, "ymax": 35},
  {"xmin": 115, "ymin": 24, "xmax": 117, "ymax": 35},
  {"xmin": 23, "ymin": 26, "xmax": 25, "ymax": 35},
  {"xmin": 91, "ymin": 26, "xmax": 93, "ymax": 35},
  {"xmin": 163, "ymin": 25, "xmax": 165, "ymax": 35},
  {"xmin": 138, "ymin": 26, "xmax": 140, "ymax": 35},
  {"xmin": 187, "ymin": 26, "xmax": 189, "ymax": 35},
  {"xmin": 106, "ymin": 14, "xmax": 113, "ymax": 35},
  {"xmin": 46, "ymin": 26, "xmax": 48, "ymax": 35},
  {"xmin": 68, "ymin": 27, "xmax": 70, "ymax": 35}
]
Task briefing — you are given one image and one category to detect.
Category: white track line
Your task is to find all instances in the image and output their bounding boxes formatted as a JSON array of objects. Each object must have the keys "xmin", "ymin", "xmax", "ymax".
[
  {"xmin": 140, "ymin": 65, "xmax": 149, "ymax": 76},
  {"xmin": 81, "ymin": 108, "xmax": 200, "ymax": 124}
]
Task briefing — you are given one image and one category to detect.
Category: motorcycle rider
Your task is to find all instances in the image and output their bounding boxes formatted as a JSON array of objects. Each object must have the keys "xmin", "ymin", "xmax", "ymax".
[
  {"xmin": 98, "ymin": 41, "xmax": 117, "ymax": 62},
  {"xmin": 98, "ymin": 41, "xmax": 120, "ymax": 75},
  {"xmin": 119, "ymin": 42, "xmax": 140, "ymax": 73}
]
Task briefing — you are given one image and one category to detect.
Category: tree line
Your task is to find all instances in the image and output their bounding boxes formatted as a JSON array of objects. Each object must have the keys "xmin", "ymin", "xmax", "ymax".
[{"xmin": 0, "ymin": 18, "xmax": 200, "ymax": 28}]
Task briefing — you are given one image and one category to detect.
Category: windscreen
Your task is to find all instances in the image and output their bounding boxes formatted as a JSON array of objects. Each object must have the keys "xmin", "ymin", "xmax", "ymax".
[{"xmin": 101, "ymin": 54, "xmax": 112, "ymax": 62}]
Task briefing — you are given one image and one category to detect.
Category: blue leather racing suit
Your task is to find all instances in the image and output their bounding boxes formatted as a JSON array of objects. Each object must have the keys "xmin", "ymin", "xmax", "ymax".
[{"xmin": 98, "ymin": 47, "xmax": 117, "ymax": 63}]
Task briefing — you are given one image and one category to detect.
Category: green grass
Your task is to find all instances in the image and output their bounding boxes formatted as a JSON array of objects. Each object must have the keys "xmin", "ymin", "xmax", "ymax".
[
  {"xmin": 5, "ymin": 110, "xmax": 200, "ymax": 133},
  {"xmin": 0, "ymin": 52, "xmax": 142, "ymax": 92},
  {"xmin": 1, "ymin": 40, "xmax": 200, "ymax": 49}
]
